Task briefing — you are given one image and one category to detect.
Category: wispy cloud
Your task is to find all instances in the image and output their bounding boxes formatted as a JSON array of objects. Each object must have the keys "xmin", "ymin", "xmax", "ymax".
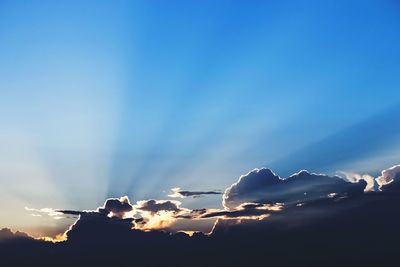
[{"xmin": 168, "ymin": 187, "xmax": 222, "ymax": 198}]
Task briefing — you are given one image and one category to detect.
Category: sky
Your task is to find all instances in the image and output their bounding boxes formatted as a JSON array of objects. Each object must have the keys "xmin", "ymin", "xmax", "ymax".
[{"xmin": 1, "ymin": 0, "xmax": 400, "ymax": 237}]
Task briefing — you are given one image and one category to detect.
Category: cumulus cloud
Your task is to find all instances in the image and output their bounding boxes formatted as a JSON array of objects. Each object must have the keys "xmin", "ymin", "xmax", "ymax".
[
  {"xmin": 133, "ymin": 199, "xmax": 190, "ymax": 231},
  {"xmin": 58, "ymin": 196, "xmax": 134, "ymax": 220},
  {"xmin": 32, "ymin": 197, "xmax": 136, "ymax": 243},
  {"xmin": 376, "ymin": 165, "xmax": 400, "ymax": 190},
  {"xmin": 0, "ymin": 228, "xmax": 32, "ymax": 241},
  {"xmin": 223, "ymin": 168, "xmax": 366, "ymax": 210},
  {"xmin": 98, "ymin": 196, "xmax": 133, "ymax": 218},
  {"xmin": 168, "ymin": 187, "xmax": 222, "ymax": 198},
  {"xmin": 134, "ymin": 199, "xmax": 183, "ymax": 213},
  {"xmin": 52, "ymin": 197, "xmax": 192, "ymax": 233},
  {"xmin": 338, "ymin": 171, "xmax": 375, "ymax": 192},
  {"xmin": 63, "ymin": 212, "xmax": 136, "ymax": 244}
]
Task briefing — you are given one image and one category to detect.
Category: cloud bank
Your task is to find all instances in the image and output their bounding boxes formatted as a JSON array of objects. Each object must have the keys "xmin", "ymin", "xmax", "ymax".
[
  {"xmin": 2, "ymin": 164, "xmax": 400, "ymax": 266},
  {"xmin": 23, "ymin": 164, "xmax": 400, "ymax": 237}
]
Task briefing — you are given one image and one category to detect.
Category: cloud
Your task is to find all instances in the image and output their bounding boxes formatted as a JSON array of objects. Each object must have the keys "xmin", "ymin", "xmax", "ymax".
[
  {"xmin": 168, "ymin": 187, "xmax": 222, "ymax": 198},
  {"xmin": 134, "ymin": 199, "xmax": 183, "ymax": 213},
  {"xmin": 27, "ymin": 166, "xmax": 383, "ymax": 236},
  {"xmin": 26, "ymin": 164, "xmax": 400, "ymax": 238},
  {"xmin": 7, "ymin": 163, "xmax": 400, "ymax": 266},
  {"xmin": 58, "ymin": 196, "xmax": 134, "ymax": 220},
  {"xmin": 195, "ymin": 202, "xmax": 284, "ymax": 220},
  {"xmin": 223, "ymin": 168, "xmax": 366, "ymax": 210},
  {"xmin": 53, "ymin": 197, "xmax": 191, "ymax": 233},
  {"xmin": 376, "ymin": 165, "xmax": 400, "ymax": 190},
  {"xmin": 40, "ymin": 197, "xmax": 136, "ymax": 243},
  {"xmin": 98, "ymin": 196, "xmax": 133, "ymax": 218},
  {"xmin": 57, "ymin": 209, "xmax": 85, "ymax": 216},
  {"xmin": 133, "ymin": 199, "xmax": 190, "ymax": 231},
  {"xmin": 64, "ymin": 211, "xmax": 136, "ymax": 243},
  {"xmin": 338, "ymin": 171, "xmax": 375, "ymax": 192},
  {"xmin": 0, "ymin": 228, "xmax": 32, "ymax": 241}
]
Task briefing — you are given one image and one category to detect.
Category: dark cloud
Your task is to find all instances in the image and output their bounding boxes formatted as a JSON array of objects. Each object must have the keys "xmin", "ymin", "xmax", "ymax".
[
  {"xmin": 57, "ymin": 197, "xmax": 187, "ymax": 232},
  {"xmin": 168, "ymin": 187, "xmax": 222, "ymax": 198},
  {"xmin": 56, "ymin": 203, "xmax": 138, "ymax": 244},
  {"xmin": 209, "ymin": 189, "xmax": 400, "ymax": 267},
  {"xmin": 134, "ymin": 199, "xmax": 182, "ymax": 214},
  {"xmin": 177, "ymin": 202, "xmax": 283, "ymax": 221},
  {"xmin": 57, "ymin": 210, "xmax": 85, "ymax": 216},
  {"xmin": 99, "ymin": 196, "xmax": 133, "ymax": 217},
  {"xmin": 223, "ymin": 168, "xmax": 366, "ymax": 210},
  {"xmin": 198, "ymin": 203, "xmax": 283, "ymax": 220},
  {"xmin": 104, "ymin": 196, "xmax": 132, "ymax": 212},
  {"xmin": 0, "ymin": 228, "xmax": 32, "ymax": 241},
  {"xmin": 64, "ymin": 211, "xmax": 136, "ymax": 243},
  {"xmin": 58, "ymin": 196, "xmax": 133, "ymax": 220}
]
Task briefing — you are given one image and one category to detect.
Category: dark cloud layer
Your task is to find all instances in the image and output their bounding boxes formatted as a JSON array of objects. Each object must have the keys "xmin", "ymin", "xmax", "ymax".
[{"xmin": 2, "ymin": 181, "xmax": 400, "ymax": 267}]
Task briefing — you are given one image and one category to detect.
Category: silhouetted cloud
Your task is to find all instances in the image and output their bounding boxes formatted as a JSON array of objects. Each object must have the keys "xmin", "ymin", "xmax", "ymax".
[
  {"xmin": 58, "ymin": 198, "xmax": 190, "ymax": 232},
  {"xmin": 168, "ymin": 187, "xmax": 222, "ymax": 198},
  {"xmin": 134, "ymin": 199, "xmax": 182, "ymax": 213},
  {"xmin": 64, "ymin": 211, "xmax": 136, "ymax": 243},
  {"xmin": 195, "ymin": 202, "xmax": 283, "ymax": 220},
  {"xmin": 58, "ymin": 196, "xmax": 134, "ymax": 220},
  {"xmin": 98, "ymin": 196, "xmax": 133, "ymax": 218},
  {"xmin": 0, "ymin": 228, "xmax": 32, "ymax": 241},
  {"xmin": 57, "ymin": 210, "xmax": 85, "ymax": 216},
  {"xmin": 223, "ymin": 168, "xmax": 366, "ymax": 210}
]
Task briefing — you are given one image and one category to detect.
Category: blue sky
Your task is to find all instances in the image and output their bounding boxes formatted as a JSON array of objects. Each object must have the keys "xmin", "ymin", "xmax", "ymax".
[{"xmin": 1, "ymin": 0, "xmax": 400, "ymax": 235}]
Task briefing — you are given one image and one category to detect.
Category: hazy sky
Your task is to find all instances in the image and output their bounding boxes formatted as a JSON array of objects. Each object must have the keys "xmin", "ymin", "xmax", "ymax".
[{"xmin": 1, "ymin": 0, "xmax": 400, "ymax": 236}]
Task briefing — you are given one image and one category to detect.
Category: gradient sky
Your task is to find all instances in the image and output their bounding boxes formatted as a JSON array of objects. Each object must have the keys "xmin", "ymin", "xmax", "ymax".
[{"xmin": 1, "ymin": 0, "xmax": 400, "ymax": 236}]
